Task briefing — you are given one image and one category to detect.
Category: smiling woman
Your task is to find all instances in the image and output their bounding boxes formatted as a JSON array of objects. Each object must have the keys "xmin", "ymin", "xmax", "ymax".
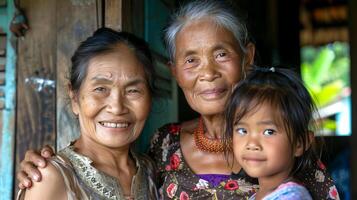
[
  {"xmin": 16, "ymin": 1, "xmax": 339, "ymax": 199},
  {"xmin": 16, "ymin": 28, "xmax": 158, "ymax": 200},
  {"xmin": 71, "ymin": 45, "xmax": 151, "ymax": 149}
]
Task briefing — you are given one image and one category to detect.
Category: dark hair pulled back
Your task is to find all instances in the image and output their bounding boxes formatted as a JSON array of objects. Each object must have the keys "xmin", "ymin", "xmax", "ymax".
[{"xmin": 70, "ymin": 27, "xmax": 155, "ymax": 95}]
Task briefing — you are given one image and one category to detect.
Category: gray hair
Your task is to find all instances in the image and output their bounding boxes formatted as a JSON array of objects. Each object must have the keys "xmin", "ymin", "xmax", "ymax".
[{"xmin": 164, "ymin": 0, "xmax": 250, "ymax": 62}]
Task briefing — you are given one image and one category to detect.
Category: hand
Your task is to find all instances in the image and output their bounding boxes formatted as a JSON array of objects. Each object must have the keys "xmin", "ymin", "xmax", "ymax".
[{"xmin": 17, "ymin": 145, "xmax": 54, "ymax": 189}]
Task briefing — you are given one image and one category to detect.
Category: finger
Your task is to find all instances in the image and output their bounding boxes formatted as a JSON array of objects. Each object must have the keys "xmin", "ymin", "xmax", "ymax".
[
  {"xmin": 24, "ymin": 150, "xmax": 47, "ymax": 168},
  {"xmin": 41, "ymin": 145, "xmax": 54, "ymax": 158},
  {"xmin": 20, "ymin": 162, "xmax": 42, "ymax": 182},
  {"xmin": 17, "ymin": 171, "xmax": 32, "ymax": 188}
]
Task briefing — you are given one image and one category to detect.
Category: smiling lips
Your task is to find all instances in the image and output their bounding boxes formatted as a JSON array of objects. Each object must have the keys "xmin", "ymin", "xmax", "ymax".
[
  {"xmin": 99, "ymin": 121, "xmax": 130, "ymax": 128},
  {"xmin": 199, "ymin": 87, "xmax": 227, "ymax": 99},
  {"xmin": 242, "ymin": 155, "xmax": 266, "ymax": 164}
]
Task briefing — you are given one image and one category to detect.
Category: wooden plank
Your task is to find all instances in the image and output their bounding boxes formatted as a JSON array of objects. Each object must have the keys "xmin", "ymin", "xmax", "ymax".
[
  {"xmin": 349, "ymin": 0, "xmax": 357, "ymax": 198},
  {"xmin": 0, "ymin": 72, "xmax": 4, "ymax": 85},
  {"xmin": 104, "ymin": 0, "xmax": 144, "ymax": 34},
  {"xmin": 15, "ymin": 0, "xmax": 57, "ymax": 195},
  {"xmin": 0, "ymin": 35, "xmax": 5, "ymax": 56},
  {"xmin": 122, "ymin": 0, "xmax": 144, "ymax": 36},
  {"xmin": 105, "ymin": 0, "xmax": 122, "ymax": 30},
  {"xmin": 56, "ymin": 0, "xmax": 99, "ymax": 150},
  {"xmin": 0, "ymin": 98, "xmax": 4, "ymax": 109}
]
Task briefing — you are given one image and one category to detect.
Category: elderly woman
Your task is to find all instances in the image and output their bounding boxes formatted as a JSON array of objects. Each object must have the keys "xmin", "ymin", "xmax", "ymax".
[
  {"xmin": 17, "ymin": 1, "xmax": 338, "ymax": 199},
  {"xmin": 17, "ymin": 28, "xmax": 158, "ymax": 200}
]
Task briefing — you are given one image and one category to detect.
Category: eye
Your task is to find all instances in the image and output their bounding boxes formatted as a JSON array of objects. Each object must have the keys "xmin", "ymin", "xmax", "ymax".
[
  {"xmin": 216, "ymin": 52, "xmax": 227, "ymax": 58},
  {"xmin": 184, "ymin": 56, "xmax": 199, "ymax": 68},
  {"xmin": 236, "ymin": 128, "xmax": 247, "ymax": 135},
  {"xmin": 215, "ymin": 51, "xmax": 230, "ymax": 62},
  {"xmin": 127, "ymin": 88, "xmax": 140, "ymax": 94},
  {"xmin": 94, "ymin": 87, "xmax": 107, "ymax": 93},
  {"xmin": 263, "ymin": 129, "xmax": 276, "ymax": 136},
  {"xmin": 186, "ymin": 58, "xmax": 195, "ymax": 64}
]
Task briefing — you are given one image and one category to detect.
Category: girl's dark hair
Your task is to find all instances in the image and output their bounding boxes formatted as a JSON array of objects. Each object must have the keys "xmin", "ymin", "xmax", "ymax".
[
  {"xmin": 70, "ymin": 27, "xmax": 156, "ymax": 95},
  {"xmin": 224, "ymin": 66, "xmax": 319, "ymax": 176}
]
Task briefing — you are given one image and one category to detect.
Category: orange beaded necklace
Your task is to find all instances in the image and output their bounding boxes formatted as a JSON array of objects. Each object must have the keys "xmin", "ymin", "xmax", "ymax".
[{"xmin": 194, "ymin": 117, "xmax": 224, "ymax": 153}]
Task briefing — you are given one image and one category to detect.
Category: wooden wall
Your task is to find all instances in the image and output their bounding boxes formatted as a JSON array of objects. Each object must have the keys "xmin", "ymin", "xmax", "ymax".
[
  {"xmin": 55, "ymin": 0, "xmax": 99, "ymax": 150},
  {"xmin": 16, "ymin": 0, "xmax": 59, "ymax": 195}
]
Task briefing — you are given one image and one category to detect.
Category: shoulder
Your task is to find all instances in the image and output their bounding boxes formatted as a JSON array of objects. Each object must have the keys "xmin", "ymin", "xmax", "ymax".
[
  {"xmin": 265, "ymin": 182, "xmax": 312, "ymax": 200},
  {"xmin": 148, "ymin": 119, "xmax": 198, "ymax": 150},
  {"xmin": 23, "ymin": 159, "xmax": 67, "ymax": 200},
  {"xmin": 148, "ymin": 122, "xmax": 182, "ymax": 153}
]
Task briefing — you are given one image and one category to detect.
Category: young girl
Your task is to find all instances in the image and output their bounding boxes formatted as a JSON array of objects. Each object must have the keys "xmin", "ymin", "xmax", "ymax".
[{"xmin": 224, "ymin": 66, "xmax": 326, "ymax": 200}]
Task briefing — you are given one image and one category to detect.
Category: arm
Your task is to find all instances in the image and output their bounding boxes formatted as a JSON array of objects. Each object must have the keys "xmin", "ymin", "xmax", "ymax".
[
  {"xmin": 17, "ymin": 146, "xmax": 55, "ymax": 189},
  {"xmin": 23, "ymin": 161, "xmax": 67, "ymax": 200}
]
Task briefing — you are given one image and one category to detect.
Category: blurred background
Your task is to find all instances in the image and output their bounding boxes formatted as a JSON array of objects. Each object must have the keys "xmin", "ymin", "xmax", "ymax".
[{"xmin": 0, "ymin": 0, "xmax": 356, "ymax": 199}]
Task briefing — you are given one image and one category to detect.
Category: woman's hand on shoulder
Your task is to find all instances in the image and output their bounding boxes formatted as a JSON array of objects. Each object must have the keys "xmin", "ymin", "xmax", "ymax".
[
  {"xmin": 23, "ymin": 160, "xmax": 67, "ymax": 200},
  {"xmin": 17, "ymin": 145, "xmax": 55, "ymax": 189}
]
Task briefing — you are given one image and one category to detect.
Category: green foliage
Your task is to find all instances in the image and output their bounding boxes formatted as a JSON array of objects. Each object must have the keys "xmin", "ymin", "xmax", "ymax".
[
  {"xmin": 301, "ymin": 42, "xmax": 350, "ymax": 108},
  {"xmin": 301, "ymin": 42, "xmax": 350, "ymax": 134}
]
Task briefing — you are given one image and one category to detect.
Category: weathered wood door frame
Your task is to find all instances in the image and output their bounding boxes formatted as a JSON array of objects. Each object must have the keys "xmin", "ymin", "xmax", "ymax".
[{"xmin": 0, "ymin": 0, "xmax": 17, "ymax": 199}]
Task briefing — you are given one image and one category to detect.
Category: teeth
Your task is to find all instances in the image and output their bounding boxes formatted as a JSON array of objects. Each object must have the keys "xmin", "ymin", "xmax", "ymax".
[{"xmin": 100, "ymin": 122, "xmax": 129, "ymax": 128}]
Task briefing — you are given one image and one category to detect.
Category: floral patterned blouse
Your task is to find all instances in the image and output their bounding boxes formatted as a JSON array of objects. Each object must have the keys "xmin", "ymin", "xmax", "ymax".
[{"xmin": 148, "ymin": 123, "xmax": 340, "ymax": 200}]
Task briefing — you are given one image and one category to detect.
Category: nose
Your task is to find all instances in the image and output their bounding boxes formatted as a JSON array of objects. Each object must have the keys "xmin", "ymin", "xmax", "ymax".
[
  {"xmin": 106, "ymin": 92, "xmax": 128, "ymax": 115},
  {"xmin": 246, "ymin": 144, "xmax": 261, "ymax": 151},
  {"xmin": 199, "ymin": 58, "xmax": 221, "ymax": 81},
  {"xmin": 245, "ymin": 134, "xmax": 262, "ymax": 151}
]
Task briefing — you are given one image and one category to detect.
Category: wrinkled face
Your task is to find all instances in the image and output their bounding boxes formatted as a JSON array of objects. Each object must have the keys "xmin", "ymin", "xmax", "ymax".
[
  {"xmin": 71, "ymin": 44, "xmax": 151, "ymax": 149},
  {"xmin": 172, "ymin": 19, "xmax": 250, "ymax": 116},
  {"xmin": 232, "ymin": 103, "xmax": 301, "ymax": 180}
]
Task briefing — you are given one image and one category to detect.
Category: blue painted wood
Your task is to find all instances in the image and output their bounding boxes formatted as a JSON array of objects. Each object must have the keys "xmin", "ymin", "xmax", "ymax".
[
  {"xmin": 144, "ymin": 0, "xmax": 170, "ymax": 57},
  {"xmin": 0, "ymin": 0, "xmax": 16, "ymax": 199},
  {"xmin": 134, "ymin": 0, "xmax": 178, "ymax": 152}
]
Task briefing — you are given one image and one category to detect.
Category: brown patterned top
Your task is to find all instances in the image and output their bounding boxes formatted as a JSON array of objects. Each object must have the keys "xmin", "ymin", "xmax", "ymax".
[{"xmin": 148, "ymin": 123, "xmax": 340, "ymax": 200}]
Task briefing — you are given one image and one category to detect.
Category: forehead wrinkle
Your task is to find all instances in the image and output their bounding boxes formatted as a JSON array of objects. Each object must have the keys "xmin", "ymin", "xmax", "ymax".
[
  {"xmin": 90, "ymin": 76, "xmax": 113, "ymax": 84},
  {"xmin": 177, "ymin": 24, "xmax": 239, "ymax": 59},
  {"xmin": 211, "ymin": 43, "xmax": 235, "ymax": 52},
  {"xmin": 123, "ymin": 78, "xmax": 148, "ymax": 88}
]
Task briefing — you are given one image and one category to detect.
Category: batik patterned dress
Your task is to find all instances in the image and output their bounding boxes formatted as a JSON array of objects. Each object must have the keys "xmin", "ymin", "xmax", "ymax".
[
  {"xmin": 148, "ymin": 123, "xmax": 340, "ymax": 200},
  {"xmin": 149, "ymin": 123, "xmax": 259, "ymax": 200}
]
